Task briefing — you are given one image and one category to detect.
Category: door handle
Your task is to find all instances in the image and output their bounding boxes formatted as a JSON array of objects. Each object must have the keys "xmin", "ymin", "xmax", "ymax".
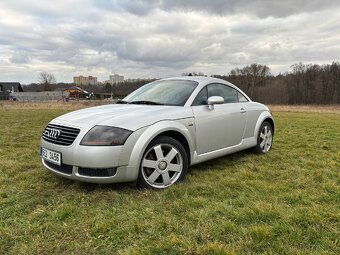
[{"xmin": 240, "ymin": 108, "xmax": 247, "ymax": 113}]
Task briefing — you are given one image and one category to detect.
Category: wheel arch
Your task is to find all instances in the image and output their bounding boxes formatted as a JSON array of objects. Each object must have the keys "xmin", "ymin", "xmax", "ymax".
[
  {"xmin": 253, "ymin": 111, "xmax": 275, "ymax": 138},
  {"xmin": 126, "ymin": 120, "xmax": 194, "ymax": 180},
  {"xmin": 153, "ymin": 130, "xmax": 191, "ymax": 166},
  {"xmin": 263, "ymin": 117, "xmax": 275, "ymax": 135}
]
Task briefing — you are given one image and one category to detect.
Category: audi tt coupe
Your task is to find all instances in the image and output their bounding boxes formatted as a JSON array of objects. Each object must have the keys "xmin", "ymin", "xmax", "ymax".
[{"xmin": 40, "ymin": 76, "xmax": 274, "ymax": 189}]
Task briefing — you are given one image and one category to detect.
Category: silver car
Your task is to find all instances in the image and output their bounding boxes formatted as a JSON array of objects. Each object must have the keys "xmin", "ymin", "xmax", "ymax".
[{"xmin": 40, "ymin": 76, "xmax": 274, "ymax": 189}]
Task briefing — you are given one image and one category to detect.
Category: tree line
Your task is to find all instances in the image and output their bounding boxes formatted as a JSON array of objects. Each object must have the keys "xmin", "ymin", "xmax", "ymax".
[
  {"xmin": 24, "ymin": 62, "xmax": 340, "ymax": 104},
  {"xmin": 215, "ymin": 62, "xmax": 340, "ymax": 105},
  {"xmin": 118, "ymin": 62, "xmax": 340, "ymax": 105},
  {"xmin": 112, "ymin": 62, "xmax": 340, "ymax": 104}
]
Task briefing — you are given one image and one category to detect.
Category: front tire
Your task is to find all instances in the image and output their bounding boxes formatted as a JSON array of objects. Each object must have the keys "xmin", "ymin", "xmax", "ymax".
[
  {"xmin": 253, "ymin": 121, "xmax": 273, "ymax": 154},
  {"xmin": 137, "ymin": 136, "xmax": 188, "ymax": 189}
]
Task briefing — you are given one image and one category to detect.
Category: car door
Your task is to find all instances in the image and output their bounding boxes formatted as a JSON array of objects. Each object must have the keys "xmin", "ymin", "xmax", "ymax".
[{"xmin": 191, "ymin": 83, "xmax": 248, "ymax": 155}]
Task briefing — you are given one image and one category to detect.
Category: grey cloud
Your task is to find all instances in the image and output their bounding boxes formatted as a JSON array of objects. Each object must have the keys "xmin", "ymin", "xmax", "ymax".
[
  {"xmin": 189, "ymin": 0, "xmax": 338, "ymax": 17},
  {"xmin": 9, "ymin": 51, "xmax": 31, "ymax": 64},
  {"xmin": 116, "ymin": 38, "xmax": 200, "ymax": 67},
  {"xmin": 95, "ymin": 0, "xmax": 340, "ymax": 18},
  {"xmin": 0, "ymin": 0, "xmax": 339, "ymax": 83},
  {"xmin": 119, "ymin": 0, "xmax": 160, "ymax": 15}
]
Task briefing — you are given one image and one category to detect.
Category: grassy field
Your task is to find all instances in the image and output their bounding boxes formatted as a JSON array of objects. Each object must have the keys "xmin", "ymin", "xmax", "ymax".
[{"xmin": 0, "ymin": 104, "xmax": 339, "ymax": 254}]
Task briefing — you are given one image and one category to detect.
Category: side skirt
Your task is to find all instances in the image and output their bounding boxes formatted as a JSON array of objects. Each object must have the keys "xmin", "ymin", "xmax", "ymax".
[{"xmin": 191, "ymin": 137, "xmax": 256, "ymax": 165}]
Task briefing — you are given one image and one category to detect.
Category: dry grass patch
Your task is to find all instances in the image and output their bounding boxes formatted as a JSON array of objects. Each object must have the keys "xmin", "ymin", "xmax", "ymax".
[{"xmin": 269, "ymin": 104, "xmax": 340, "ymax": 114}]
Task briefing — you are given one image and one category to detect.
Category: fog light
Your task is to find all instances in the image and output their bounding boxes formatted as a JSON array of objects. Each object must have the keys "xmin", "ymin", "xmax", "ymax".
[{"xmin": 78, "ymin": 167, "xmax": 117, "ymax": 177}]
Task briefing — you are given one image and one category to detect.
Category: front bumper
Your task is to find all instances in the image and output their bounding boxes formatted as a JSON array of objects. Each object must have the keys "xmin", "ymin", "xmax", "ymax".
[
  {"xmin": 42, "ymin": 158, "xmax": 137, "ymax": 183},
  {"xmin": 40, "ymin": 120, "xmax": 146, "ymax": 183}
]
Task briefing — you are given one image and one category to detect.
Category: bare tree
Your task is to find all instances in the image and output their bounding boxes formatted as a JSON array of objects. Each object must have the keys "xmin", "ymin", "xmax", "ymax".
[
  {"xmin": 104, "ymin": 83, "xmax": 113, "ymax": 93},
  {"xmin": 38, "ymin": 72, "xmax": 56, "ymax": 91},
  {"xmin": 247, "ymin": 64, "xmax": 271, "ymax": 98},
  {"xmin": 228, "ymin": 63, "xmax": 271, "ymax": 98}
]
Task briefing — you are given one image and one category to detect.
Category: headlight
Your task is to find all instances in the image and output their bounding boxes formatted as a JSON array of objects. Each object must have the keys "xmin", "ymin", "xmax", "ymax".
[{"xmin": 80, "ymin": 126, "xmax": 132, "ymax": 146}]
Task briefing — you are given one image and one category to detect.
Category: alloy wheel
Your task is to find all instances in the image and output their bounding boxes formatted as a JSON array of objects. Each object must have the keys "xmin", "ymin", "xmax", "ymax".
[
  {"xmin": 141, "ymin": 143, "xmax": 183, "ymax": 188},
  {"xmin": 259, "ymin": 125, "xmax": 273, "ymax": 153}
]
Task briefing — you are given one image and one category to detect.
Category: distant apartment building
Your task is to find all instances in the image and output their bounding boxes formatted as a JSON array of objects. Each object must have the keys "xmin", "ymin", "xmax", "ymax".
[
  {"xmin": 74, "ymin": 75, "xmax": 98, "ymax": 86},
  {"xmin": 109, "ymin": 74, "xmax": 124, "ymax": 85}
]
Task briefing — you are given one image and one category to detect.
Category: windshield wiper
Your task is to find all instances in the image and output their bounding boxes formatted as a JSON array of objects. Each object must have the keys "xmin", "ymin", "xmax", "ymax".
[
  {"xmin": 116, "ymin": 100, "xmax": 129, "ymax": 104},
  {"xmin": 130, "ymin": 100, "xmax": 164, "ymax": 105}
]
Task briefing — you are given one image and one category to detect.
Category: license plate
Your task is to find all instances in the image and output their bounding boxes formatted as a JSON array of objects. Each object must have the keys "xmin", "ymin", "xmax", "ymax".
[{"xmin": 40, "ymin": 147, "xmax": 61, "ymax": 166}]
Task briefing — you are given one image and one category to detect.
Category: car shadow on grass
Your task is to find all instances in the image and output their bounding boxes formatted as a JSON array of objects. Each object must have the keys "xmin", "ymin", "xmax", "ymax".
[
  {"xmin": 189, "ymin": 149, "xmax": 254, "ymax": 172},
  {"xmin": 53, "ymin": 175, "xmax": 136, "ymax": 193},
  {"xmin": 52, "ymin": 149, "xmax": 255, "ymax": 192}
]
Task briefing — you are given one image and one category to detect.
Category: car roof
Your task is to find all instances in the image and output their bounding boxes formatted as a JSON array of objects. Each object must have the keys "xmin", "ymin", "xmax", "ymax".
[
  {"xmin": 162, "ymin": 76, "xmax": 227, "ymax": 84},
  {"xmin": 161, "ymin": 76, "xmax": 242, "ymax": 92}
]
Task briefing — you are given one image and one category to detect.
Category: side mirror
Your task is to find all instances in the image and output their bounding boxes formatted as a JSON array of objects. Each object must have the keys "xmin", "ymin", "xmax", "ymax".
[{"xmin": 207, "ymin": 96, "xmax": 224, "ymax": 110}]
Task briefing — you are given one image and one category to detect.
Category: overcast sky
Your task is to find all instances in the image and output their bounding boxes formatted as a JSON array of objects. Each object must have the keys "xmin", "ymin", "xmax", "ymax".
[{"xmin": 0, "ymin": 0, "xmax": 339, "ymax": 84}]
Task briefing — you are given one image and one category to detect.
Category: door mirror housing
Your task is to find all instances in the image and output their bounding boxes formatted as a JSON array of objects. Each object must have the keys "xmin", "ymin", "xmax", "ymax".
[{"xmin": 207, "ymin": 96, "xmax": 224, "ymax": 110}]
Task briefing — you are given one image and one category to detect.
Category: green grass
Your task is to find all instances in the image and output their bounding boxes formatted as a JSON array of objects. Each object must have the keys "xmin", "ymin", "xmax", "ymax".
[{"xmin": 0, "ymin": 108, "xmax": 339, "ymax": 254}]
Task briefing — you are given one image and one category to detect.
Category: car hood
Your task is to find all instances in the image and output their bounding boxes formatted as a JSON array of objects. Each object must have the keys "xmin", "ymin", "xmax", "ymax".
[{"xmin": 53, "ymin": 104, "xmax": 193, "ymax": 131}]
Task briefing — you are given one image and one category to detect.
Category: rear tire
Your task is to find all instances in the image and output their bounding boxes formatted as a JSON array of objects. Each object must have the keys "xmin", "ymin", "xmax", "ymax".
[
  {"xmin": 137, "ymin": 136, "xmax": 188, "ymax": 189},
  {"xmin": 253, "ymin": 121, "xmax": 273, "ymax": 154}
]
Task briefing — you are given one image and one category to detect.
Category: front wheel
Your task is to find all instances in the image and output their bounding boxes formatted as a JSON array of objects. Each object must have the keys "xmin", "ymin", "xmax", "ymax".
[
  {"xmin": 253, "ymin": 121, "xmax": 273, "ymax": 154},
  {"xmin": 137, "ymin": 136, "xmax": 188, "ymax": 189}
]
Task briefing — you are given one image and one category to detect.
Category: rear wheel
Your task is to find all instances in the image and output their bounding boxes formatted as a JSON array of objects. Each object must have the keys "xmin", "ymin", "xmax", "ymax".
[
  {"xmin": 254, "ymin": 121, "xmax": 273, "ymax": 154},
  {"xmin": 137, "ymin": 136, "xmax": 188, "ymax": 189}
]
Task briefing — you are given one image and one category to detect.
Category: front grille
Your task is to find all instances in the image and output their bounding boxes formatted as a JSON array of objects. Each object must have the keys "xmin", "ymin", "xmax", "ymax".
[
  {"xmin": 42, "ymin": 124, "xmax": 80, "ymax": 146},
  {"xmin": 78, "ymin": 167, "xmax": 117, "ymax": 177},
  {"xmin": 44, "ymin": 160, "xmax": 73, "ymax": 175}
]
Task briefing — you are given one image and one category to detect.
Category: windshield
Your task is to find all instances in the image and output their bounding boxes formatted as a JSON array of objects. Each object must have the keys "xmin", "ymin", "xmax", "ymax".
[{"xmin": 121, "ymin": 80, "xmax": 198, "ymax": 106}]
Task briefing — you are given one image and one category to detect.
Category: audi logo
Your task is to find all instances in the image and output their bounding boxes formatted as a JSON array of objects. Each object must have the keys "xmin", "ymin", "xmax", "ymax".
[{"xmin": 44, "ymin": 128, "xmax": 61, "ymax": 140}]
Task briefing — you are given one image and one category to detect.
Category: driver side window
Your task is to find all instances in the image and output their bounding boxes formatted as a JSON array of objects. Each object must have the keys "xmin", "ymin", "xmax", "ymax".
[
  {"xmin": 208, "ymin": 83, "xmax": 238, "ymax": 103},
  {"xmin": 192, "ymin": 83, "xmax": 241, "ymax": 106}
]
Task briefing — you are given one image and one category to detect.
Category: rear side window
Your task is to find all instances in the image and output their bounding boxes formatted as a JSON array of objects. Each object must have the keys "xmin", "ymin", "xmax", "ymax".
[{"xmin": 238, "ymin": 92, "xmax": 248, "ymax": 102}]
